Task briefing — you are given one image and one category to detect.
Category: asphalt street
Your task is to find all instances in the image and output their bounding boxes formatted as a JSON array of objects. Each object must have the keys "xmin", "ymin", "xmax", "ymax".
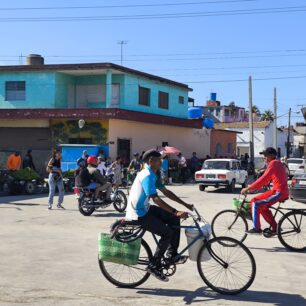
[{"xmin": 0, "ymin": 185, "xmax": 305, "ymax": 306}]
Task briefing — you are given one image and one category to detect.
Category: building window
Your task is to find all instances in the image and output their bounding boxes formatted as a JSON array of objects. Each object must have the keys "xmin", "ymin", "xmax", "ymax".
[
  {"xmin": 158, "ymin": 91, "xmax": 169, "ymax": 109},
  {"xmin": 216, "ymin": 143, "xmax": 222, "ymax": 157},
  {"xmin": 5, "ymin": 81, "xmax": 26, "ymax": 101},
  {"xmin": 178, "ymin": 96, "xmax": 184, "ymax": 104},
  {"xmin": 138, "ymin": 86, "xmax": 150, "ymax": 106},
  {"xmin": 227, "ymin": 143, "xmax": 233, "ymax": 154}
]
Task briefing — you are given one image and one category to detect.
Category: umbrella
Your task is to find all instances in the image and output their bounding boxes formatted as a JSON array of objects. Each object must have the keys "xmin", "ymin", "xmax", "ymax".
[{"xmin": 160, "ymin": 146, "xmax": 181, "ymax": 156}]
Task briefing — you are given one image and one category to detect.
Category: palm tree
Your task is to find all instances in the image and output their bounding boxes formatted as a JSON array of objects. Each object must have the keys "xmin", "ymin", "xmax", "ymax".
[
  {"xmin": 261, "ymin": 110, "xmax": 274, "ymax": 121},
  {"xmin": 252, "ymin": 105, "xmax": 261, "ymax": 116}
]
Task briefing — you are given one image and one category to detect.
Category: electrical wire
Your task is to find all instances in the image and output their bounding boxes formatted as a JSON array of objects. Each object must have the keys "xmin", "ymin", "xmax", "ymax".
[{"xmin": 0, "ymin": 5, "xmax": 306, "ymax": 22}]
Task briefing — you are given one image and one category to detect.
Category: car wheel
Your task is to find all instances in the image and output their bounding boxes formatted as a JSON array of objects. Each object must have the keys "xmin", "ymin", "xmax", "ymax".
[
  {"xmin": 199, "ymin": 185, "xmax": 206, "ymax": 192},
  {"xmin": 227, "ymin": 180, "xmax": 236, "ymax": 193},
  {"xmin": 241, "ymin": 181, "xmax": 247, "ymax": 188}
]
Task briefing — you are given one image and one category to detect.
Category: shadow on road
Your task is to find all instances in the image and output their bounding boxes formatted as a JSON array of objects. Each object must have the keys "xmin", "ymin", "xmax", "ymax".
[
  {"xmin": 136, "ymin": 287, "xmax": 306, "ymax": 305},
  {"xmin": 93, "ymin": 212, "xmax": 125, "ymax": 218},
  {"xmin": 249, "ymin": 246, "xmax": 306, "ymax": 253}
]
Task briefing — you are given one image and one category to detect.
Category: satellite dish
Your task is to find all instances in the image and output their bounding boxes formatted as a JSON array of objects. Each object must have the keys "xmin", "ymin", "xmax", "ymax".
[{"xmin": 78, "ymin": 119, "xmax": 85, "ymax": 129}]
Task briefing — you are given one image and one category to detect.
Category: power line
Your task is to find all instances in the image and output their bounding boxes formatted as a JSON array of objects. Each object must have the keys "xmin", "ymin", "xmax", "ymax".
[
  {"xmin": 0, "ymin": 6, "xmax": 306, "ymax": 22},
  {"xmin": 0, "ymin": 0, "xmax": 259, "ymax": 11}
]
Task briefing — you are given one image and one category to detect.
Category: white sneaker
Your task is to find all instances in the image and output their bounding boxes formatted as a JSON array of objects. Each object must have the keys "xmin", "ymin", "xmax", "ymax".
[{"xmin": 48, "ymin": 204, "xmax": 52, "ymax": 210}]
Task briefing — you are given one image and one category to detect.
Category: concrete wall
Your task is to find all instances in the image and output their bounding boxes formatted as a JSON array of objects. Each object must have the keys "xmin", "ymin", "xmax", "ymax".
[
  {"xmin": 108, "ymin": 120, "xmax": 210, "ymax": 160},
  {"xmin": 210, "ymin": 129, "xmax": 237, "ymax": 158},
  {"xmin": 0, "ymin": 70, "xmax": 189, "ymax": 118},
  {"xmin": 122, "ymin": 74, "xmax": 189, "ymax": 118},
  {"xmin": 0, "ymin": 72, "xmax": 56, "ymax": 108}
]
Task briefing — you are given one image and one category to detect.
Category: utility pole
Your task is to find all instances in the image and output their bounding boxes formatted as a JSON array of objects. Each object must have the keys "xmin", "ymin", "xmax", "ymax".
[
  {"xmin": 273, "ymin": 87, "xmax": 277, "ymax": 151},
  {"xmin": 248, "ymin": 76, "xmax": 254, "ymax": 165},
  {"xmin": 117, "ymin": 40, "xmax": 128, "ymax": 65},
  {"xmin": 287, "ymin": 107, "xmax": 292, "ymax": 158}
]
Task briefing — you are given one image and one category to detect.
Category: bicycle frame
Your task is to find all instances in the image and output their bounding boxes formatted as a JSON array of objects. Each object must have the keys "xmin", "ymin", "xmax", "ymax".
[{"xmin": 150, "ymin": 209, "xmax": 227, "ymax": 267}]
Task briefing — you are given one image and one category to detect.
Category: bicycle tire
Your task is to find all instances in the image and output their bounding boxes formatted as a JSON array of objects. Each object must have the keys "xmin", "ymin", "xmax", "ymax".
[
  {"xmin": 98, "ymin": 239, "xmax": 152, "ymax": 288},
  {"xmin": 113, "ymin": 190, "xmax": 127, "ymax": 213},
  {"xmin": 277, "ymin": 210, "xmax": 306, "ymax": 252},
  {"xmin": 197, "ymin": 236, "xmax": 256, "ymax": 295},
  {"xmin": 211, "ymin": 210, "xmax": 248, "ymax": 243}
]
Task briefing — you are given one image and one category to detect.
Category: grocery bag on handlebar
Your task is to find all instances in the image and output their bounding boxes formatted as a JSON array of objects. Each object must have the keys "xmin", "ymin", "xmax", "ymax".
[
  {"xmin": 98, "ymin": 233, "xmax": 141, "ymax": 265},
  {"xmin": 232, "ymin": 198, "xmax": 251, "ymax": 211}
]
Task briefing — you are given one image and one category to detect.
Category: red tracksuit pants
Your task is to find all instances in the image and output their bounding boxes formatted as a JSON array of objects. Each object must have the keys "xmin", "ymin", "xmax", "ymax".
[{"xmin": 250, "ymin": 190, "xmax": 284, "ymax": 231}]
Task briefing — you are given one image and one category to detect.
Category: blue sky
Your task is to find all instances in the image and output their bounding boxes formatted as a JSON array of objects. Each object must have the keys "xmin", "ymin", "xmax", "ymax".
[{"xmin": 0, "ymin": 0, "xmax": 305, "ymax": 125}]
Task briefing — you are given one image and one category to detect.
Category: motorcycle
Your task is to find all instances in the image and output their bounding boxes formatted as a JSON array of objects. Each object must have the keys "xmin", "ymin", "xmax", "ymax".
[{"xmin": 74, "ymin": 186, "xmax": 127, "ymax": 216}]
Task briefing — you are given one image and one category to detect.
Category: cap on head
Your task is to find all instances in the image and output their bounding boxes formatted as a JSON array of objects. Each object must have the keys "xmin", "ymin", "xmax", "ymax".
[
  {"xmin": 260, "ymin": 147, "xmax": 277, "ymax": 156},
  {"xmin": 142, "ymin": 149, "xmax": 161, "ymax": 162}
]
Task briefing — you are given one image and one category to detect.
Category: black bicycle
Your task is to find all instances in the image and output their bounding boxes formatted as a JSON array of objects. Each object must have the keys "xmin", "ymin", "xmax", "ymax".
[
  {"xmin": 98, "ymin": 208, "xmax": 256, "ymax": 295},
  {"xmin": 211, "ymin": 195, "xmax": 306, "ymax": 252}
]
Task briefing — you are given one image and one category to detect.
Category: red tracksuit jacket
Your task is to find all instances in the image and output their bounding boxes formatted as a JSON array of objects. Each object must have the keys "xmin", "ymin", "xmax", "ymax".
[{"xmin": 249, "ymin": 160, "xmax": 289, "ymax": 198}]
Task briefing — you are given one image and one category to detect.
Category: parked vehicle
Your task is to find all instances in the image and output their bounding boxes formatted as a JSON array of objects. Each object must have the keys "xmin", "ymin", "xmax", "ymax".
[
  {"xmin": 0, "ymin": 170, "xmax": 11, "ymax": 195},
  {"xmin": 287, "ymin": 158, "xmax": 306, "ymax": 178},
  {"xmin": 74, "ymin": 187, "xmax": 127, "ymax": 216},
  {"xmin": 195, "ymin": 159, "xmax": 248, "ymax": 192},
  {"xmin": 290, "ymin": 174, "xmax": 306, "ymax": 203},
  {"xmin": 0, "ymin": 169, "xmax": 41, "ymax": 195}
]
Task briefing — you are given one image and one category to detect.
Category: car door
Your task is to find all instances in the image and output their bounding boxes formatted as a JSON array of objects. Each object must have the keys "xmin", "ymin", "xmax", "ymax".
[{"xmin": 236, "ymin": 161, "xmax": 244, "ymax": 183}]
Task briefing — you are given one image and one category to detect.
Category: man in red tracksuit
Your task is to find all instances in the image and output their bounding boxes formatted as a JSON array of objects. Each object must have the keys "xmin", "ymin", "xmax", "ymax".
[{"xmin": 241, "ymin": 147, "xmax": 289, "ymax": 235}]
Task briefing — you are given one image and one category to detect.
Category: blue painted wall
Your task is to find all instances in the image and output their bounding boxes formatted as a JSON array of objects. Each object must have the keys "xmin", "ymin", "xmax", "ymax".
[
  {"xmin": 0, "ymin": 72, "xmax": 56, "ymax": 108},
  {"xmin": 0, "ymin": 69, "xmax": 189, "ymax": 118},
  {"xmin": 122, "ymin": 74, "xmax": 188, "ymax": 118}
]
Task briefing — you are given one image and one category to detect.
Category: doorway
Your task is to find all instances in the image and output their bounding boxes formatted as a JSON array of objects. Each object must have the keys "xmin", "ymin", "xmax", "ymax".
[{"xmin": 117, "ymin": 138, "xmax": 131, "ymax": 166}]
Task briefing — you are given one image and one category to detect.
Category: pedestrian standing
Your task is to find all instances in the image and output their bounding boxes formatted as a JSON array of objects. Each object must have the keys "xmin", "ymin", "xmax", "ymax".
[
  {"xmin": 97, "ymin": 156, "xmax": 107, "ymax": 176},
  {"xmin": 47, "ymin": 149, "xmax": 65, "ymax": 210},
  {"xmin": 6, "ymin": 151, "xmax": 22, "ymax": 171},
  {"xmin": 161, "ymin": 155, "xmax": 169, "ymax": 184},
  {"xmin": 111, "ymin": 156, "xmax": 122, "ymax": 189},
  {"xmin": 23, "ymin": 149, "xmax": 36, "ymax": 170},
  {"xmin": 190, "ymin": 152, "xmax": 200, "ymax": 182},
  {"xmin": 177, "ymin": 153, "xmax": 187, "ymax": 184}
]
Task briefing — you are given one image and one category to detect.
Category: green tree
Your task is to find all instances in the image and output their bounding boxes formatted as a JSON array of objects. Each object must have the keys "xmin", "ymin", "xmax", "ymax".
[
  {"xmin": 252, "ymin": 105, "xmax": 261, "ymax": 116},
  {"xmin": 261, "ymin": 110, "xmax": 274, "ymax": 121}
]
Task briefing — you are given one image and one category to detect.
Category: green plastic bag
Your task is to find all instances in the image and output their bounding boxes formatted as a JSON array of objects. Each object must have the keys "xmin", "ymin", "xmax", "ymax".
[
  {"xmin": 233, "ymin": 198, "xmax": 251, "ymax": 211},
  {"xmin": 98, "ymin": 233, "xmax": 141, "ymax": 265}
]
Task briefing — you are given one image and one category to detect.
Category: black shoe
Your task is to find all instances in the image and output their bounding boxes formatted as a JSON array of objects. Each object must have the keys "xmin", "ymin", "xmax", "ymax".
[
  {"xmin": 166, "ymin": 254, "xmax": 188, "ymax": 265},
  {"xmin": 146, "ymin": 265, "xmax": 169, "ymax": 282},
  {"xmin": 246, "ymin": 228, "xmax": 262, "ymax": 235}
]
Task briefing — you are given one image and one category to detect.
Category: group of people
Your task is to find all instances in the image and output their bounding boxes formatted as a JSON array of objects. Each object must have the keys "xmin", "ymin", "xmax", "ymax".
[
  {"xmin": 123, "ymin": 146, "xmax": 289, "ymax": 281},
  {"xmin": 6, "ymin": 150, "xmax": 36, "ymax": 171}
]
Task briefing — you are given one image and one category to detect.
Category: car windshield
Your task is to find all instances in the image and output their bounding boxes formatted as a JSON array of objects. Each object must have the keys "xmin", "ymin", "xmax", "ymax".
[
  {"xmin": 203, "ymin": 160, "xmax": 230, "ymax": 170},
  {"xmin": 288, "ymin": 159, "xmax": 304, "ymax": 164}
]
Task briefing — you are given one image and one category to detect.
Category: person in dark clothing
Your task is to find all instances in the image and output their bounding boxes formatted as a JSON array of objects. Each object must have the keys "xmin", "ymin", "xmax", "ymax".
[
  {"xmin": 23, "ymin": 149, "xmax": 36, "ymax": 170},
  {"xmin": 190, "ymin": 152, "xmax": 200, "ymax": 181}
]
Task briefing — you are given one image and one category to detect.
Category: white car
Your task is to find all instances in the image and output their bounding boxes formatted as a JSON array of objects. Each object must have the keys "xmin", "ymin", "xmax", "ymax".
[
  {"xmin": 195, "ymin": 159, "xmax": 248, "ymax": 192},
  {"xmin": 287, "ymin": 158, "xmax": 306, "ymax": 178}
]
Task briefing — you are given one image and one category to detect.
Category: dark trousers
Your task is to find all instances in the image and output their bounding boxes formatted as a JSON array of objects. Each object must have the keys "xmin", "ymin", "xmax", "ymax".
[
  {"xmin": 180, "ymin": 167, "xmax": 187, "ymax": 183},
  {"xmin": 138, "ymin": 205, "xmax": 180, "ymax": 267}
]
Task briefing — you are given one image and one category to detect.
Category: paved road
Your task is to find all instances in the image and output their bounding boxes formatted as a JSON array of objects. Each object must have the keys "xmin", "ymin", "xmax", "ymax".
[{"xmin": 0, "ymin": 185, "xmax": 305, "ymax": 306}]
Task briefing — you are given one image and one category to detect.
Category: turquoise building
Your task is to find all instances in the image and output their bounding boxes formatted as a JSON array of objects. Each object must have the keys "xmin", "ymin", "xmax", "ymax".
[
  {"xmin": 0, "ymin": 55, "xmax": 206, "ymax": 172},
  {"xmin": 0, "ymin": 56, "xmax": 190, "ymax": 119}
]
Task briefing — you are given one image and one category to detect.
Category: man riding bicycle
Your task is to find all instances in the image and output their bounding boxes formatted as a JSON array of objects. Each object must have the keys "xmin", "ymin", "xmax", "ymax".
[
  {"xmin": 241, "ymin": 147, "xmax": 289, "ymax": 235},
  {"xmin": 125, "ymin": 149, "xmax": 193, "ymax": 282}
]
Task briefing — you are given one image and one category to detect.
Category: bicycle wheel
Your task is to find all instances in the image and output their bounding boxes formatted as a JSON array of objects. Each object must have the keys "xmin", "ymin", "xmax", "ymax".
[
  {"xmin": 211, "ymin": 210, "xmax": 248, "ymax": 243},
  {"xmin": 113, "ymin": 190, "xmax": 127, "ymax": 213},
  {"xmin": 277, "ymin": 210, "xmax": 306, "ymax": 252},
  {"xmin": 197, "ymin": 236, "xmax": 256, "ymax": 295},
  {"xmin": 99, "ymin": 239, "xmax": 152, "ymax": 288}
]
